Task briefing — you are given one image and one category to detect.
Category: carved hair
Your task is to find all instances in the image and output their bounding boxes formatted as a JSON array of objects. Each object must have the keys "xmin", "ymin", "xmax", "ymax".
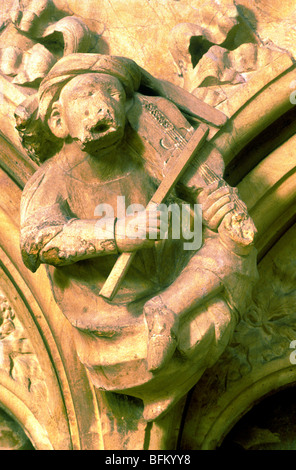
[{"xmin": 15, "ymin": 94, "xmax": 62, "ymax": 164}]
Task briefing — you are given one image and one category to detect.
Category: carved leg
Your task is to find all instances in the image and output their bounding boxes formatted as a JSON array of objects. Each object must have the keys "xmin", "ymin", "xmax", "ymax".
[{"xmin": 144, "ymin": 296, "xmax": 179, "ymax": 372}]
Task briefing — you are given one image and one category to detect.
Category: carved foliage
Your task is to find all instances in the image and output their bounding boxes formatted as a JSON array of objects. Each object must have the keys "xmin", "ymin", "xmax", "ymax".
[
  {"xmin": 169, "ymin": 2, "xmax": 292, "ymax": 107},
  {"xmin": 215, "ymin": 255, "xmax": 296, "ymax": 385},
  {"xmin": 0, "ymin": 0, "xmax": 94, "ymax": 87},
  {"xmin": 0, "ymin": 291, "xmax": 48, "ymax": 398},
  {"xmin": 0, "ymin": 408, "xmax": 33, "ymax": 450}
]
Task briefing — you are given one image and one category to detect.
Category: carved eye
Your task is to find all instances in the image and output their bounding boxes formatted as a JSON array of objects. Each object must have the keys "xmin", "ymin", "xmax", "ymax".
[
  {"xmin": 108, "ymin": 87, "xmax": 122, "ymax": 99},
  {"xmin": 51, "ymin": 109, "xmax": 61, "ymax": 125},
  {"xmin": 110, "ymin": 91, "xmax": 122, "ymax": 99},
  {"xmin": 91, "ymin": 330, "xmax": 118, "ymax": 338}
]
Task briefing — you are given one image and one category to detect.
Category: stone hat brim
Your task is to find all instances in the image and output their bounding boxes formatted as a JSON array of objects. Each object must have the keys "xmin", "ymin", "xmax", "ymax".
[{"xmin": 38, "ymin": 53, "xmax": 142, "ymax": 122}]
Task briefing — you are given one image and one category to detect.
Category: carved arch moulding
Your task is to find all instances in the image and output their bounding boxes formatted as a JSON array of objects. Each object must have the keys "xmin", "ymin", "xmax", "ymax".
[{"xmin": 0, "ymin": 0, "xmax": 295, "ymax": 451}]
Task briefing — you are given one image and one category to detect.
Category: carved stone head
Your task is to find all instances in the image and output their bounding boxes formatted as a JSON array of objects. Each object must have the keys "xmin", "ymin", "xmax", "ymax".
[
  {"xmin": 15, "ymin": 53, "xmax": 142, "ymax": 163},
  {"xmin": 46, "ymin": 73, "xmax": 127, "ymax": 155}
]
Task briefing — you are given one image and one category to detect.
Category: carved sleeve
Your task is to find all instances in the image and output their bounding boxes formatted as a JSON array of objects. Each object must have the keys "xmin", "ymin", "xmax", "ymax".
[
  {"xmin": 38, "ymin": 217, "xmax": 118, "ymax": 267},
  {"xmin": 21, "ymin": 210, "xmax": 118, "ymax": 273},
  {"xmin": 20, "ymin": 165, "xmax": 117, "ymax": 273}
]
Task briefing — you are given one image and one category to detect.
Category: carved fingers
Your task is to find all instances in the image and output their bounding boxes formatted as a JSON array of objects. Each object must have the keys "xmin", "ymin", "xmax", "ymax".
[
  {"xmin": 197, "ymin": 180, "xmax": 257, "ymax": 250},
  {"xmin": 115, "ymin": 208, "xmax": 169, "ymax": 252},
  {"xmin": 197, "ymin": 181, "xmax": 237, "ymax": 231}
]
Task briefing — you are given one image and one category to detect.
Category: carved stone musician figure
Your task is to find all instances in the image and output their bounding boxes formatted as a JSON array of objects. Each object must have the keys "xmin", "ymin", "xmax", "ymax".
[{"xmin": 16, "ymin": 53, "xmax": 258, "ymax": 421}]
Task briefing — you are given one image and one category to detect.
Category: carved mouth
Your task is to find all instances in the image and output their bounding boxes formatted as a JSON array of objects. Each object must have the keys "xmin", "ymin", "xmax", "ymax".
[
  {"xmin": 81, "ymin": 127, "xmax": 124, "ymax": 154},
  {"xmin": 91, "ymin": 122, "xmax": 112, "ymax": 134}
]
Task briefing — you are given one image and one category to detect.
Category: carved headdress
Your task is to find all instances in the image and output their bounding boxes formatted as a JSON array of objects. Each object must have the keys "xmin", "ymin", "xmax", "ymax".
[
  {"xmin": 15, "ymin": 52, "xmax": 227, "ymax": 164},
  {"xmin": 15, "ymin": 53, "xmax": 143, "ymax": 163},
  {"xmin": 38, "ymin": 53, "xmax": 142, "ymax": 124}
]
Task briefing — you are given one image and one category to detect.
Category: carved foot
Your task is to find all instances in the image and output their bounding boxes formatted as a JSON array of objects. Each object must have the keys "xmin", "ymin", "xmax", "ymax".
[{"xmin": 144, "ymin": 296, "xmax": 179, "ymax": 372}]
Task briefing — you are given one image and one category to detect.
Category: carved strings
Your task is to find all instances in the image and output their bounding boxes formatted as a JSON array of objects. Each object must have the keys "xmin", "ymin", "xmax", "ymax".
[
  {"xmin": 143, "ymin": 99, "xmax": 247, "ymax": 215},
  {"xmin": 165, "ymin": 122, "xmax": 248, "ymax": 216},
  {"xmin": 142, "ymin": 99, "xmax": 191, "ymax": 152},
  {"xmin": 199, "ymin": 164, "xmax": 248, "ymax": 215}
]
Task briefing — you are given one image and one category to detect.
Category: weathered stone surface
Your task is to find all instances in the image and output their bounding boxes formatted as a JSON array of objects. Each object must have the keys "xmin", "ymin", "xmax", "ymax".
[
  {"xmin": 0, "ymin": 0, "xmax": 295, "ymax": 452},
  {"xmin": 15, "ymin": 51, "xmax": 257, "ymax": 427},
  {"xmin": 0, "ymin": 291, "xmax": 48, "ymax": 397},
  {"xmin": 0, "ymin": 408, "xmax": 33, "ymax": 450}
]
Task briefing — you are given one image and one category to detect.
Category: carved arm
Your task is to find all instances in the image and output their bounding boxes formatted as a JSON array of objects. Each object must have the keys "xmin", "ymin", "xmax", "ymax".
[{"xmin": 21, "ymin": 214, "xmax": 118, "ymax": 272}]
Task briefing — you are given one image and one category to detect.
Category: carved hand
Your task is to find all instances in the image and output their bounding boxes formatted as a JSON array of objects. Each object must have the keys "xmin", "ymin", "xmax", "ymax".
[
  {"xmin": 196, "ymin": 181, "xmax": 236, "ymax": 231},
  {"xmin": 115, "ymin": 208, "xmax": 168, "ymax": 253}
]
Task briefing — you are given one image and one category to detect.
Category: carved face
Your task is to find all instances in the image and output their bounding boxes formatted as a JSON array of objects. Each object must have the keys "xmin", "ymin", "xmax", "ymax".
[{"xmin": 55, "ymin": 73, "xmax": 127, "ymax": 155}]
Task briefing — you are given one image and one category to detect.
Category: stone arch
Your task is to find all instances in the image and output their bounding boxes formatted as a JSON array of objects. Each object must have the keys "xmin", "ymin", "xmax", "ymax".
[{"xmin": 179, "ymin": 66, "xmax": 296, "ymax": 450}]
